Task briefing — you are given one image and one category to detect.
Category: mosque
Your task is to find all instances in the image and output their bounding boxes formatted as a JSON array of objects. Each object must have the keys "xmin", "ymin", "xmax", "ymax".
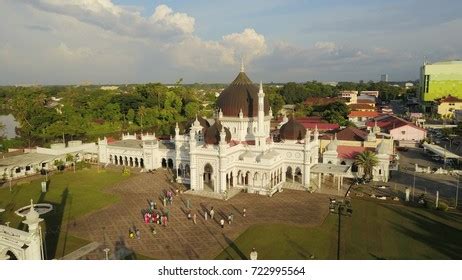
[{"xmin": 97, "ymin": 63, "xmax": 393, "ymax": 198}]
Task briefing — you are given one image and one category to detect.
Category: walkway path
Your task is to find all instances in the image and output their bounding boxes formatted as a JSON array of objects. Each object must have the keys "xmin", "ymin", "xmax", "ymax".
[{"xmin": 68, "ymin": 170, "xmax": 330, "ymax": 259}]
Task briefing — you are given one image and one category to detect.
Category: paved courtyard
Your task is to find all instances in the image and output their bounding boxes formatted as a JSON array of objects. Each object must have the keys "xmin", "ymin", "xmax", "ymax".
[{"xmin": 68, "ymin": 170, "xmax": 330, "ymax": 259}]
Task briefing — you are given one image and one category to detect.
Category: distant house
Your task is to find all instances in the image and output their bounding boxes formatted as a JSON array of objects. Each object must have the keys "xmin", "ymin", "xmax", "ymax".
[
  {"xmin": 304, "ymin": 97, "xmax": 344, "ymax": 106},
  {"xmin": 277, "ymin": 116, "xmax": 339, "ymax": 131},
  {"xmin": 349, "ymin": 103, "xmax": 376, "ymax": 112},
  {"xmin": 360, "ymin": 91, "xmax": 379, "ymax": 98},
  {"xmin": 366, "ymin": 115, "xmax": 426, "ymax": 144},
  {"xmin": 338, "ymin": 91, "xmax": 358, "ymax": 104},
  {"xmin": 435, "ymin": 95, "xmax": 462, "ymax": 119},
  {"xmin": 348, "ymin": 111, "xmax": 380, "ymax": 127}
]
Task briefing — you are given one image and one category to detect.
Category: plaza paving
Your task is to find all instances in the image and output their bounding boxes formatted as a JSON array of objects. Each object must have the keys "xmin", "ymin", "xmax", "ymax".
[{"xmin": 68, "ymin": 170, "xmax": 330, "ymax": 259}]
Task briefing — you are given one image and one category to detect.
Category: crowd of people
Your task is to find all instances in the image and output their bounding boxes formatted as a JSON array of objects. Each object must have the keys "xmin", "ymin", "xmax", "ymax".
[{"xmin": 130, "ymin": 187, "xmax": 248, "ymax": 241}]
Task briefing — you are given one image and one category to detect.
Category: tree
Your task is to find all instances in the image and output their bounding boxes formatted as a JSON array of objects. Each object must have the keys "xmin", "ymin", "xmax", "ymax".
[
  {"xmin": 126, "ymin": 108, "xmax": 135, "ymax": 123},
  {"xmin": 184, "ymin": 102, "xmax": 200, "ymax": 119},
  {"xmin": 354, "ymin": 151, "xmax": 379, "ymax": 180}
]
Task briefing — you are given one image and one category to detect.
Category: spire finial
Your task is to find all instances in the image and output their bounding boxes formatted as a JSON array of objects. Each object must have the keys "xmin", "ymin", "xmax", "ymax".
[
  {"xmin": 259, "ymin": 80, "xmax": 263, "ymax": 93},
  {"xmin": 240, "ymin": 57, "xmax": 245, "ymax": 72}
]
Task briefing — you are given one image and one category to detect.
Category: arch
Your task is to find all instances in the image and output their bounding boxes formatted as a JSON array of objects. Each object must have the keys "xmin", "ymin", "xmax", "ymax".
[
  {"xmin": 124, "ymin": 156, "xmax": 128, "ymax": 166},
  {"xmin": 253, "ymin": 172, "xmax": 260, "ymax": 186},
  {"xmin": 178, "ymin": 163, "xmax": 183, "ymax": 177},
  {"xmin": 129, "ymin": 157, "xmax": 134, "ymax": 167},
  {"xmin": 167, "ymin": 159, "xmax": 174, "ymax": 169},
  {"xmin": 140, "ymin": 158, "xmax": 144, "ymax": 168},
  {"xmin": 119, "ymin": 156, "xmax": 123, "ymax": 166},
  {"xmin": 114, "ymin": 156, "xmax": 118, "ymax": 165},
  {"xmin": 340, "ymin": 161, "xmax": 346, "ymax": 165},
  {"xmin": 135, "ymin": 158, "xmax": 139, "ymax": 167},
  {"xmin": 203, "ymin": 163, "xmax": 214, "ymax": 191},
  {"xmin": 161, "ymin": 158, "xmax": 167, "ymax": 168},
  {"xmin": 286, "ymin": 166, "xmax": 293, "ymax": 182},
  {"xmin": 352, "ymin": 163, "xmax": 359, "ymax": 173},
  {"xmin": 109, "ymin": 155, "xmax": 113, "ymax": 164},
  {"xmin": 184, "ymin": 164, "xmax": 190, "ymax": 178},
  {"xmin": 5, "ymin": 250, "xmax": 18, "ymax": 260},
  {"xmin": 244, "ymin": 171, "xmax": 251, "ymax": 186},
  {"xmin": 294, "ymin": 167, "xmax": 302, "ymax": 184}
]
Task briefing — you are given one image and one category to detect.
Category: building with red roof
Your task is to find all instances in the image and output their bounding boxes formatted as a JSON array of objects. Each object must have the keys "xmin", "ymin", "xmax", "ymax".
[{"xmin": 366, "ymin": 115, "xmax": 426, "ymax": 142}]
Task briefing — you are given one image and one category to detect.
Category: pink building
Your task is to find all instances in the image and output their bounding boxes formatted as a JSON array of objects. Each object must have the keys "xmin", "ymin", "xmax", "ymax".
[{"xmin": 366, "ymin": 115, "xmax": 426, "ymax": 142}]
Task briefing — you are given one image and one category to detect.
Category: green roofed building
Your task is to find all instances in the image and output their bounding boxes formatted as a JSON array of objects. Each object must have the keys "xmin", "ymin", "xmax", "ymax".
[{"xmin": 420, "ymin": 60, "xmax": 462, "ymax": 102}]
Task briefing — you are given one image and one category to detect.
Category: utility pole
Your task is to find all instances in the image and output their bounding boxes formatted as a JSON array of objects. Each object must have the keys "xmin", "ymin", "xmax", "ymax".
[{"xmin": 456, "ymin": 174, "xmax": 460, "ymax": 209}]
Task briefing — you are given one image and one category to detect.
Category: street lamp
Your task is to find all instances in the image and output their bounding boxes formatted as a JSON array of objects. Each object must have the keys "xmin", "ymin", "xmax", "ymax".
[
  {"xmin": 103, "ymin": 248, "xmax": 110, "ymax": 260},
  {"xmin": 329, "ymin": 183, "xmax": 354, "ymax": 260},
  {"xmin": 456, "ymin": 174, "xmax": 460, "ymax": 209}
]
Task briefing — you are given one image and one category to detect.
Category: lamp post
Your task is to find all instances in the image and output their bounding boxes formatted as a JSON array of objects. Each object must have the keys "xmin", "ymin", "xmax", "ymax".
[
  {"xmin": 456, "ymin": 174, "xmax": 460, "ymax": 209},
  {"xmin": 329, "ymin": 183, "xmax": 354, "ymax": 260},
  {"xmin": 103, "ymin": 248, "xmax": 110, "ymax": 260}
]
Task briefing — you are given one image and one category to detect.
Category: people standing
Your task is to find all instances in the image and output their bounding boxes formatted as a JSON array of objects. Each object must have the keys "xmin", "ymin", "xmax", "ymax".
[
  {"xmin": 204, "ymin": 210, "xmax": 208, "ymax": 221},
  {"xmin": 220, "ymin": 218, "xmax": 225, "ymax": 229},
  {"xmin": 135, "ymin": 229, "xmax": 141, "ymax": 240},
  {"xmin": 250, "ymin": 248, "xmax": 258, "ymax": 260},
  {"xmin": 210, "ymin": 207, "xmax": 215, "ymax": 220},
  {"xmin": 193, "ymin": 213, "xmax": 197, "ymax": 224},
  {"xmin": 228, "ymin": 214, "xmax": 232, "ymax": 224},
  {"xmin": 243, "ymin": 208, "xmax": 247, "ymax": 217}
]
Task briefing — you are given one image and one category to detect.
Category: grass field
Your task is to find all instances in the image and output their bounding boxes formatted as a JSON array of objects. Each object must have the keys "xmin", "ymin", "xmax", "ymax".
[
  {"xmin": 0, "ymin": 168, "xmax": 131, "ymax": 259},
  {"xmin": 216, "ymin": 199, "xmax": 462, "ymax": 260}
]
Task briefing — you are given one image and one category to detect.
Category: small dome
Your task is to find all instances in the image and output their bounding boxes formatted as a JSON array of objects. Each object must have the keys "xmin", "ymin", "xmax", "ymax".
[
  {"xmin": 279, "ymin": 118, "xmax": 306, "ymax": 140},
  {"xmin": 327, "ymin": 136, "xmax": 339, "ymax": 152},
  {"xmin": 376, "ymin": 140, "xmax": 387, "ymax": 154},
  {"xmin": 185, "ymin": 116, "xmax": 210, "ymax": 133},
  {"xmin": 25, "ymin": 200, "xmax": 40, "ymax": 222},
  {"xmin": 203, "ymin": 120, "xmax": 231, "ymax": 145},
  {"xmin": 367, "ymin": 130, "xmax": 376, "ymax": 141}
]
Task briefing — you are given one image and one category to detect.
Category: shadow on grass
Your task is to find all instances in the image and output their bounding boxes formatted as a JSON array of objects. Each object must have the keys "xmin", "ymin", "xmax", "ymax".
[
  {"xmin": 382, "ymin": 204, "xmax": 462, "ymax": 259},
  {"xmin": 39, "ymin": 187, "xmax": 69, "ymax": 259},
  {"xmin": 221, "ymin": 233, "xmax": 248, "ymax": 260}
]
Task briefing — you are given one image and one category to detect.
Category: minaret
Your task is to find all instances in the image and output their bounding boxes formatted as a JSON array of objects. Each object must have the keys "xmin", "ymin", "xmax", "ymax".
[{"xmin": 258, "ymin": 81, "xmax": 265, "ymax": 136}]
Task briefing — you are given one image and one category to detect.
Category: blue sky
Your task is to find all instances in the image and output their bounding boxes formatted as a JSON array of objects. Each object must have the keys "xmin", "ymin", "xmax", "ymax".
[{"xmin": 1, "ymin": 0, "xmax": 461, "ymax": 84}]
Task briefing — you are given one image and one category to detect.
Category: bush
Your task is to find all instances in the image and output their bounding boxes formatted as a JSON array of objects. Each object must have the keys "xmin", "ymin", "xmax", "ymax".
[{"xmin": 437, "ymin": 201, "xmax": 449, "ymax": 212}]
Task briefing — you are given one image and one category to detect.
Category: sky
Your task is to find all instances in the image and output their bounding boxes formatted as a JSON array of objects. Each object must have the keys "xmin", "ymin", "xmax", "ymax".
[{"xmin": 1, "ymin": 0, "xmax": 461, "ymax": 85}]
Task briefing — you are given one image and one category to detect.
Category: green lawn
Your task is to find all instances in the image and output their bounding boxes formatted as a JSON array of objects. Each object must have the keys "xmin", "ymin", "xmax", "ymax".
[
  {"xmin": 216, "ymin": 199, "xmax": 462, "ymax": 260},
  {"xmin": 0, "ymin": 168, "xmax": 131, "ymax": 259}
]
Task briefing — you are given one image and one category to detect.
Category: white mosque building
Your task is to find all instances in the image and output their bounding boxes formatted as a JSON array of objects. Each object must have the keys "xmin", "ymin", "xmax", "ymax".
[{"xmin": 97, "ymin": 65, "xmax": 392, "ymax": 198}]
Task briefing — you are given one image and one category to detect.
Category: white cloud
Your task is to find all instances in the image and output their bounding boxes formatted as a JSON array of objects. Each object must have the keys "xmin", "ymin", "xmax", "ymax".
[
  {"xmin": 314, "ymin": 41, "xmax": 337, "ymax": 53},
  {"xmin": 22, "ymin": 0, "xmax": 195, "ymax": 38},
  {"xmin": 222, "ymin": 28, "xmax": 268, "ymax": 62},
  {"xmin": 150, "ymin": 4, "xmax": 195, "ymax": 34}
]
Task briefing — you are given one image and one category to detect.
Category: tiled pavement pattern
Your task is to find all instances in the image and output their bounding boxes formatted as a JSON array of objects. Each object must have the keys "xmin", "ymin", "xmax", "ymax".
[{"xmin": 69, "ymin": 170, "xmax": 330, "ymax": 260}]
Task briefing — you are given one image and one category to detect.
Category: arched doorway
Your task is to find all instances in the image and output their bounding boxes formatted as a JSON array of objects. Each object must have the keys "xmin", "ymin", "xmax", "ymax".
[
  {"xmin": 178, "ymin": 163, "xmax": 183, "ymax": 177},
  {"xmin": 5, "ymin": 250, "xmax": 18, "ymax": 260},
  {"xmin": 140, "ymin": 158, "xmax": 144, "ymax": 168},
  {"xmin": 184, "ymin": 164, "xmax": 190, "ymax": 178},
  {"xmin": 294, "ymin": 167, "xmax": 302, "ymax": 184},
  {"xmin": 203, "ymin": 163, "xmax": 213, "ymax": 191},
  {"xmin": 167, "ymin": 159, "xmax": 174, "ymax": 169},
  {"xmin": 161, "ymin": 158, "xmax": 167, "ymax": 168},
  {"xmin": 286, "ymin": 166, "xmax": 293, "ymax": 182}
]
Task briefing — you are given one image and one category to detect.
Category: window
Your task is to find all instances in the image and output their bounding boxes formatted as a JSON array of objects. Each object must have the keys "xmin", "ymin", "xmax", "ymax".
[
  {"xmin": 425, "ymin": 75, "xmax": 430, "ymax": 93},
  {"xmin": 401, "ymin": 131, "xmax": 406, "ymax": 135}
]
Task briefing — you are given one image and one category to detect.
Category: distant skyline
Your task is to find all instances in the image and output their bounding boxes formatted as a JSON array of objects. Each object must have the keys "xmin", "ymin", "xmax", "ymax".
[{"xmin": 1, "ymin": 0, "xmax": 461, "ymax": 85}]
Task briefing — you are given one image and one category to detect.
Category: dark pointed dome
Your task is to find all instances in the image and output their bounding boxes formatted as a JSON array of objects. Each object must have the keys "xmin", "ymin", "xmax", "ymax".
[
  {"xmin": 184, "ymin": 116, "xmax": 210, "ymax": 133},
  {"xmin": 216, "ymin": 71, "xmax": 270, "ymax": 117},
  {"xmin": 203, "ymin": 120, "xmax": 231, "ymax": 145},
  {"xmin": 279, "ymin": 118, "xmax": 306, "ymax": 140}
]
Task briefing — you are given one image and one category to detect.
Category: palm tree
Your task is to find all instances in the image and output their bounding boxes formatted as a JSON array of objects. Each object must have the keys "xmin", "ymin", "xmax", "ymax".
[
  {"xmin": 138, "ymin": 105, "xmax": 146, "ymax": 131},
  {"xmin": 354, "ymin": 151, "xmax": 378, "ymax": 180}
]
